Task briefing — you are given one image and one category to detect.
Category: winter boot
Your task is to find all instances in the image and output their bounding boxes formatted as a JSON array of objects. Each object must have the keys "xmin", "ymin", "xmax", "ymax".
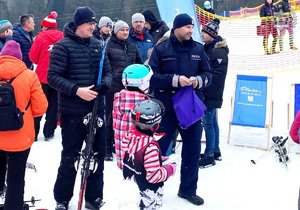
[
  {"xmin": 104, "ymin": 148, "xmax": 113, "ymax": 161},
  {"xmin": 214, "ymin": 152, "xmax": 222, "ymax": 161},
  {"xmin": 199, "ymin": 156, "xmax": 216, "ymax": 168},
  {"xmin": 177, "ymin": 192, "xmax": 204, "ymax": 206},
  {"xmin": 44, "ymin": 134, "xmax": 54, "ymax": 141},
  {"xmin": 85, "ymin": 198, "xmax": 104, "ymax": 210},
  {"xmin": 55, "ymin": 201, "xmax": 69, "ymax": 210}
]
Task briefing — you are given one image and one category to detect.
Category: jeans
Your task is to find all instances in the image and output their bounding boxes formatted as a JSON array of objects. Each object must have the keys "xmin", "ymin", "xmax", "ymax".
[
  {"xmin": 4, "ymin": 148, "xmax": 30, "ymax": 210},
  {"xmin": 203, "ymin": 108, "xmax": 220, "ymax": 157}
]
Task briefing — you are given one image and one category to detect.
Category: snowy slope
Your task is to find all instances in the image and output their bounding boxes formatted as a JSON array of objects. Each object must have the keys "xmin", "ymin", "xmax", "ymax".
[{"xmin": 20, "ymin": 14, "xmax": 300, "ymax": 210}]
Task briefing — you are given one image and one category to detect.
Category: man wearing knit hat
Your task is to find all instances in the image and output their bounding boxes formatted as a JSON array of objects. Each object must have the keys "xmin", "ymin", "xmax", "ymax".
[
  {"xmin": 48, "ymin": 6, "xmax": 112, "ymax": 210},
  {"xmin": 199, "ymin": 18, "xmax": 229, "ymax": 168},
  {"xmin": 12, "ymin": 14, "xmax": 35, "ymax": 69},
  {"xmin": 29, "ymin": 11, "xmax": 63, "ymax": 142},
  {"xmin": 128, "ymin": 13, "xmax": 154, "ymax": 62},
  {"xmin": 149, "ymin": 13, "xmax": 212, "ymax": 206},
  {"xmin": 0, "ymin": 20, "xmax": 13, "ymax": 51},
  {"xmin": 93, "ymin": 16, "xmax": 113, "ymax": 47},
  {"xmin": 104, "ymin": 20, "xmax": 143, "ymax": 164}
]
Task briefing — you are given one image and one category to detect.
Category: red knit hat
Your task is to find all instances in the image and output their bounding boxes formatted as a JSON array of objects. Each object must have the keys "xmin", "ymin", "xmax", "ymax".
[{"xmin": 41, "ymin": 11, "xmax": 58, "ymax": 29}]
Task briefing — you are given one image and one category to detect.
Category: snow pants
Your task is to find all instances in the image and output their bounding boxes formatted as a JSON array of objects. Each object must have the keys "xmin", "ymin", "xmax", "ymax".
[
  {"xmin": 34, "ymin": 83, "xmax": 58, "ymax": 139},
  {"xmin": 53, "ymin": 113, "xmax": 106, "ymax": 203},
  {"xmin": 157, "ymin": 108, "xmax": 202, "ymax": 196},
  {"xmin": 3, "ymin": 148, "xmax": 30, "ymax": 210},
  {"xmin": 0, "ymin": 150, "xmax": 6, "ymax": 193}
]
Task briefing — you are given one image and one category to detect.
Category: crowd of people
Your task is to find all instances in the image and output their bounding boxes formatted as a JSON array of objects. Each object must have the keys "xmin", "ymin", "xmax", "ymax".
[
  {"xmin": 259, "ymin": 0, "xmax": 297, "ymax": 55},
  {"xmin": 2, "ymin": 2, "xmax": 298, "ymax": 210}
]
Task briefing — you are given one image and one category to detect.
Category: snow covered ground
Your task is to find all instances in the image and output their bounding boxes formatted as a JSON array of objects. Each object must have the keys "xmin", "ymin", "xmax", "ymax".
[{"xmin": 20, "ymin": 14, "xmax": 300, "ymax": 210}]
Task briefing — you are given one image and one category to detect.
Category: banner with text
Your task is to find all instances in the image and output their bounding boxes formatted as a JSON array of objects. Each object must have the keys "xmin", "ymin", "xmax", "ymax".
[
  {"xmin": 232, "ymin": 75, "xmax": 268, "ymax": 128},
  {"xmin": 156, "ymin": 0, "xmax": 202, "ymax": 43}
]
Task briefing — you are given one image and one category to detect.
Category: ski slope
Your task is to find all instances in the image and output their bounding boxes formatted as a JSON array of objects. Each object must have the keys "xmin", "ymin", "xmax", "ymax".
[{"xmin": 11, "ymin": 13, "xmax": 300, "ymax": 210}]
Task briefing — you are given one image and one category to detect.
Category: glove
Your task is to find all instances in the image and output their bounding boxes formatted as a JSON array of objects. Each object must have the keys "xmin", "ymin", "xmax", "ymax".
[
  {"xmin": 164, "ymin": 163, "xmax": 176, "ymax": 179},
  {"xmin": 95, "ymin": 83, "xmax": 110, "ymax": 95}
]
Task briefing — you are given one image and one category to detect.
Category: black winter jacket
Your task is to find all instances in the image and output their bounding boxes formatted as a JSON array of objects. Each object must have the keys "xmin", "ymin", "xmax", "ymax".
[
  {"xmin": 48, "ymin": 22, "xmax": 112, "ymax": 115},
  {"xmin": 12, "ymin": 24, "xmax": 33, "ymax": 69},
  {"xmin": 148, "ymin": 21, "xmax": 169, "ymax": 44},
  {"xmin": 107, "ymin": 34, "xmax": 143, "ymax": 92},
  {"xmin": 203, "ymin": 36, "xmax": 229, "ymax": 109},
  {"xmin": 260, "ymin": 1, "xmax": 278, "ymax": 18},
  {"xmin": 149, "ymin": 31, "xmax": 212, "ymax": 112},
  {"xmin": 142, "ymin": 10, "xmax": 170, "ymax": 44},
  {"xmin": 93, "ymin": 28, "xmax": 111, "ymax": 47},
  {"xmin": 278, "ymin": 0, "xmax": 291, "ymax": 13}
]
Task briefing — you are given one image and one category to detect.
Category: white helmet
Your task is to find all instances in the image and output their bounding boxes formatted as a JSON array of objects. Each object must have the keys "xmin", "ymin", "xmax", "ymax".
[{"xmin": 204, "ymin": 1, "xmax": 212, "ymax": 9}]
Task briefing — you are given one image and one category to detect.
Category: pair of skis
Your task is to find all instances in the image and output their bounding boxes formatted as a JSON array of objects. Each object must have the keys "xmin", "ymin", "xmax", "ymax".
[{"xmin": 77, "ymin": 45, "xmax": 107, "ymax": 210}]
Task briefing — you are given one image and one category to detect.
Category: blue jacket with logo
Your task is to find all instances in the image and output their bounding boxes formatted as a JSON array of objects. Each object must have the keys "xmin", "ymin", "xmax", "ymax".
[{"xmin": 149, "ymin": 31, "xmax": 212, "ymax": 111}]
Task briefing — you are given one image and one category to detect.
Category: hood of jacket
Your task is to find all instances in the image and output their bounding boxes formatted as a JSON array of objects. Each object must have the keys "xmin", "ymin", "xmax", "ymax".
[
  {"xmin": 205, "ymin": 36, "xmax": 229, "ymax": 54},
  {"xmin": 125, "ymin": 127, "xmax": 153, "ymax": 156},
  {"xmin": 0, "ymin": 56, "xmax": 27, "ymax": 80},
  {"xmin": 37, "ymin": 29, "xmax": 64, "ymax": 43}
]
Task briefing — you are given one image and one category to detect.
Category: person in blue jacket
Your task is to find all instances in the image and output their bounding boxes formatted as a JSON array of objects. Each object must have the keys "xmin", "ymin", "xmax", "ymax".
[
  {"xmin": 128, "ymin": 13, "xmax": 154, "ymax": 62},
  {"xmin": 149, "ymin": 13, "xmax": 212, "ymax": 206},
  {"xmin": 12, "ymin": 14, "xmax": 35, "ymax": 69}
]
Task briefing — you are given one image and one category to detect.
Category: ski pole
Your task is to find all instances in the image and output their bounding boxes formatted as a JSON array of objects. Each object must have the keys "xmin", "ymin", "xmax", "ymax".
[{"xmin": 250, "ymin": 145, "xmax": 277, "ymax": 164}]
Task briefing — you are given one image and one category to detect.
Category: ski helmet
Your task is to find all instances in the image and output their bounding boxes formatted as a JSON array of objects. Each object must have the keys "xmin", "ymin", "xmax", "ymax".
[
  {"xmin": 131, "ymin": 99, "xmax": 165, "ymax": 131},
  {"xmin": 204, "ymin": 1, "xmax": 212, "ymax": 9},
  {"xmin": 122, "ymin": 64, "xmax": 153, "ymax": 92}
]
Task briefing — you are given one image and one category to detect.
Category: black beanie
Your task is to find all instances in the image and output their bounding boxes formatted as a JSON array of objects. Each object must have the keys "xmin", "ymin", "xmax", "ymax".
[
  {"xmin": 142, "ymin": 10, "xmax": 158, "ymax": 26},
  {"xmin": 202, "ymin": 18, "xmax": 220, "ymax": 38},
  {"xmin": 173, "ymin": 13, "xmax": 194, "ymax": 30},
  {"xmin": 73, "ymin": 6, "xmax": 97, "ymax": 27}
]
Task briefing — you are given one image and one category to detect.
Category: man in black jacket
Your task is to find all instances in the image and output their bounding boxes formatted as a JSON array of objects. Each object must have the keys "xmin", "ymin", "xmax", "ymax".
[
  {"xmin": 104, "ymin": 20, "xmax": 143, "ymax": 161},
  {"xmin": 142, "ymin": 10, "xmax": 169, "ymax": 44},
  {"xmin": 149, "ymin": 13, "xmax": 212, "ymax": 206},
  {"xmin": 48, "ymin": 6, "xmax": 112, "ymax": 210},
  {"xmin": 199, "ymin": 18, "xmax": 229, "ymax": 168}
]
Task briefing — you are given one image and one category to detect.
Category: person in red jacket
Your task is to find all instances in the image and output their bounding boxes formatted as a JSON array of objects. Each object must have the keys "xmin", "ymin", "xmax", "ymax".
[
  {"xmin": 290, "ymin": 110, "xmax": 300, "ymax": 144},
  {"xmin": 29, "ymin": 11, "xmax": 63, "ymax": 141},
  {"xmin": 0, "ymin": 40, "xmax": 48, "ymax": 210},
  {"xmin": 289, "ymin": 110, "xmax": 300, "ymax": 210}
]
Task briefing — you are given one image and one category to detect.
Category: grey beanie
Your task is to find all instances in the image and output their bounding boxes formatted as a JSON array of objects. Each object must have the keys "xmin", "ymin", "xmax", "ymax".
[
  {"xmin": 98, "ymin": 16, "xmax": 112, "ymax": 28},
  {"xmin": 132, "ymin": 13, "xmax": 145, "ymax": 24},
  {"xmin": 114, "ymin": 20, "xmax": 129, "ymax": 34},
  {"xmin": 0, "ymin": 20, "xmax": 13, "ymax": 33}
]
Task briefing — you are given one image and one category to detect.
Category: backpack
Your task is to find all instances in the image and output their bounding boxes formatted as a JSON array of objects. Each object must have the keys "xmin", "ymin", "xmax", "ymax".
[{"xmin": 0, "ymin": 77, "xmax": 30, "ymax": 131}]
